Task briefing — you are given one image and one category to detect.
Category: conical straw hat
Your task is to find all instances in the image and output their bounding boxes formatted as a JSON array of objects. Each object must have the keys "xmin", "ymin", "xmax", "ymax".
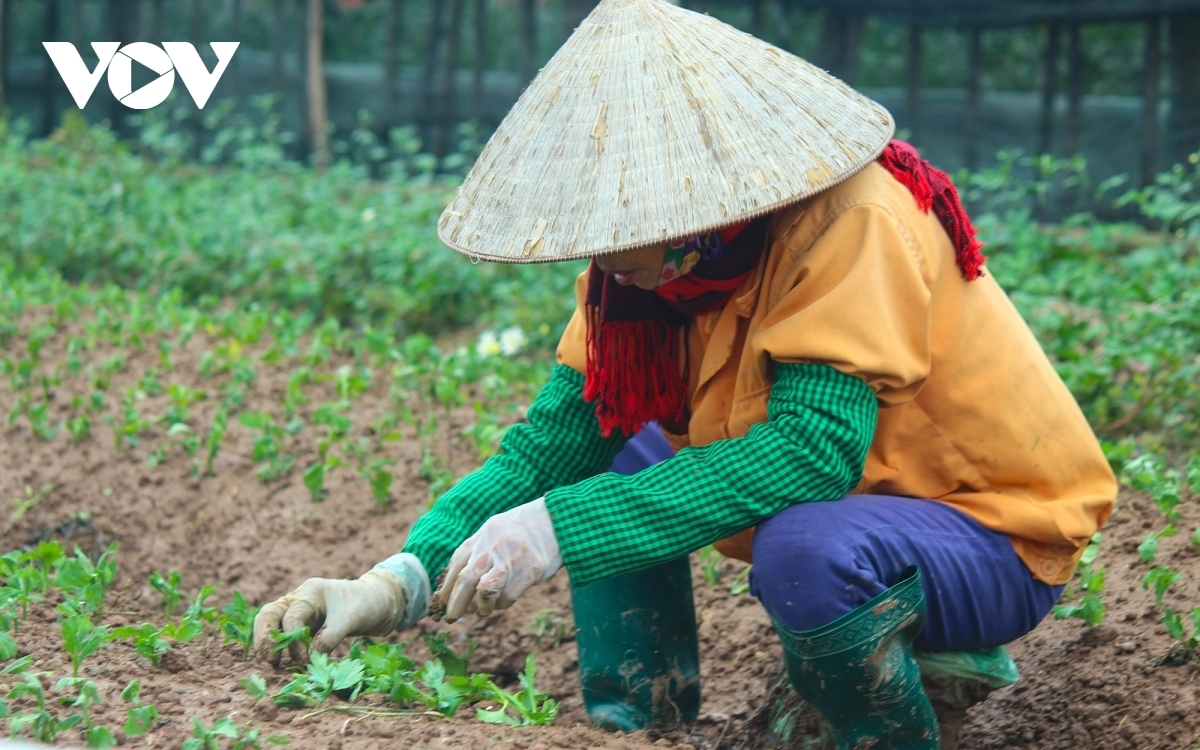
[{"xmin": 438, "ymin": 0, "xmax": 894, "ymax": 263}]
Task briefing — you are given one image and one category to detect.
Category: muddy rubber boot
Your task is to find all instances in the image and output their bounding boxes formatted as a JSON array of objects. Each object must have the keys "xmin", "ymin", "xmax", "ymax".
[
  {"xmin": 569, "ymin": 555, "xmax": 701, "ymax": 732},
  {"xmin": 770, "ymin": 565, "xmax": 939, "ymax": 750},
  {"xmin": 914, "ymin": 646, "xmax": 1019, "ymax": 750}
]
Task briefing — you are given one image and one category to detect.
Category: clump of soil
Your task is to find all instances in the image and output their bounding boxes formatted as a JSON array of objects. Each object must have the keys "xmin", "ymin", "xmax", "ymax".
[{"xmin": 1, "ymin": 318, "xmax": 1197, "ymax": 749}]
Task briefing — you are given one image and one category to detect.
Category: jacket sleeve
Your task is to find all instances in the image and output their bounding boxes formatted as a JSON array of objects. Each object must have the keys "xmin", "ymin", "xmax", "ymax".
[
  {"xmin": 401, "ymin": 364, "xmax": 628, "ymax": 578},
  {"xmin": 543, "ymin": 362, "xmax": 877, "ymax": 586}
]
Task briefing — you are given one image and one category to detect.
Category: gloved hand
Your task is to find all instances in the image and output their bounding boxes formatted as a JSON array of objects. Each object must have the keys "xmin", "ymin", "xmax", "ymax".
[
  {"xmin": 432, "ymin": 497, "xmax": 563, "ymax": 621},
  {"xmin": 253, "ymin": 553, "xmax": 429, "ymax": 665}
]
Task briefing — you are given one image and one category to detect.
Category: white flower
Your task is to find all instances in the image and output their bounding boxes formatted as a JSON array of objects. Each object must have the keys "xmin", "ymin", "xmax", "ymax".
[
  {"xmin": 476, "ymin": 330, "xmax": 501, "ymax": 357},
  {"xmin": 499, "ymin": 327, "xmax": 526, "ymax": 356},
  {"xmin": 361, "ymin": 207, "xmax": 377, "ymax": 223}
]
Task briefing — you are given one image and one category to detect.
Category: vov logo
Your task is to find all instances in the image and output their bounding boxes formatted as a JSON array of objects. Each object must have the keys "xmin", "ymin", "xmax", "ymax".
[{"xmin": 43, "ymin": 42, "xmax": 240, "ymax": 110}]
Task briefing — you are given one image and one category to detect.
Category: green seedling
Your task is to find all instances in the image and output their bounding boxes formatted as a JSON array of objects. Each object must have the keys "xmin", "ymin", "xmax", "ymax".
[
  {"xmin": 219, "ymin": 590, "xmax": 260, "ymax": 660},
  {"xmin": 204, "ymin": 408, "xmax": 228, "ymax": 475},
  {"xmin": 183, "ymin": 716, "xmax": 241, "ymax": 750},
  {"xmin": 239, "ymin": 674, "xmax": 268, "ymax": 703},
  {"xmin": 149, "ymin": 570, "xmax": 185, "ymax": 617},
  {"xmin": 1143, "ymin": 566, "xmax": 1185, "ymax": 608},
  {"xmin": 301, "ymin": 459, "xmax": 325, "ymax": 501},
  {"xmin": 61, "ymin": 614, "xmax": 110, "ymax": 677},
  {"xmin": 730, "ymin": 565, "xmax": 752, "ymax": 596},
  {"xmin": 109, "ymin": 623, "xmax": 170, "ymax": 667},
  {"xmin": 148, "ymin": 422, "xmax": 201, "ymax": 467},
  {"xmin": 477, "ymin": 655, "xmax": 559, "ymax": 726},
  {"xmin": 120, "ymin": 680, "xmax": 160, "ymax": 737},
  {"xmin": 1122, "ymin": 455, "xmax": 1183, "ymax": 524},
  {"xmin": 66, "ymin": 413, "xmax": 92, "ymax": 443},
  {"xmin": 54, "ymin": 543, "xmax": 118, "ymax": 616},
  {"xmin": 1138, "ymin": 526, "xmax": 1179, "ymax": 564},
  {"xmin": 239, "ymin": 411, "xmax": 296, "ymax": 482},
  {"xmin": 423, "ymin": 632, "xmax": 476, "ymax": 678},
  {"xmin": 137, "ymin": 367, "xmax": 163, "ymax": 397},
  {"xmin": 55, "ymin": 676, "xmax": 115, "ymax": 748},
  {"xmin": 1162, "ymin": 606, "xmax": 1200, "ymax": 651},
  {"xmin": 10, "ymin": 483, "xmax": 52, "ymax": 523},
  {"xmin": 1052, "ymin": 533, "xmax": 1106, "ymax": 627},
  {"xmin": 699, "ymin": 545, "xmax": 722, "ymax": 586},
  {"xmin": 367, "ymin": 459, "xmax": 394, "ymax": 513},
  {"xmin": 8, "ymin": 672, "xmax": 82, "ymax": 743},
  {"xmin": 163, "ymin": 383, "xmax": 206, "ymax": 425},
  {"xmin": 269, "ymin": 626, "xmax": 312, "ymax": 656},
  {"xmin": 26, "ymin": 401, "xmax": 57, "ymax": 441}
]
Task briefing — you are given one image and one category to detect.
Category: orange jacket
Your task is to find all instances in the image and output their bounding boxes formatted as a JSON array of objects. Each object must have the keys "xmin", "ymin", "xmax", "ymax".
[{"xmin": 557, "ymin": 162, "xmax": 1116, "ymax": 585}]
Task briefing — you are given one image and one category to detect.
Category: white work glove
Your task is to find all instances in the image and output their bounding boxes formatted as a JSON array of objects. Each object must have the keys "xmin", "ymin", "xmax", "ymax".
[
  {"xmin": 253, "ymin": 553, "xmax": 429, "ymax": 665},
  {"xmin": 432, "ymin": 498, "xmax": 563, "ymax": 621}
]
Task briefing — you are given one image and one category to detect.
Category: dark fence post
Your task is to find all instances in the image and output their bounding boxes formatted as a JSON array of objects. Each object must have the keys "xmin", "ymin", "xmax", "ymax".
[
  {"xmin": 1141, "ymin": 15, "xmax": 1162, "ymax": 186},
  {"xmin": 436, "ymin": 0, "xmax": 464, "ymax": 155},
  {"xmin": 965, "ymin": 27, "xmax": 982, "ymax": 170},
  {"xmin": 906, "ymin": 25, "xmax": 922, "ymax": 146},
  {"xmin": 42, "ymin": 0, "xmax": 60, "ymax": 135},
  {"xmin": 815, "ymin": 8, "xmax": 863, "ymax": 84},
  {"xmin": 472, "ymin": 0, "xmax": 486, "ymax": 122},
  {"xmin": 383, "ymin": 0, "xmax": 404, "ymax": 132},
  {"xmin": 1168, "ymin": 11, "xmax": 1200, "ymax": 163},
  {"xmin": 306, "ymin": 0, "xmax": 328, "ymax": 168},
  {"xmin": 518, "ymin": 0, "xmax": 537, "ymax": 88},
  {"xmin": 1037, "ymin": 22, "xmax": 1061, "ymax": 156},
  {"xmin": 1066, "ymin": 22, "xmax": 1084, "ymax": 157}
]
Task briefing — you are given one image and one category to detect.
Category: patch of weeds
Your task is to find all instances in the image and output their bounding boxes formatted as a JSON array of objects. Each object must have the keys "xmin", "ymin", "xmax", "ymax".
[{"xmin": 528, "ymin": 609, "xmax": 573, "ymax": 649}]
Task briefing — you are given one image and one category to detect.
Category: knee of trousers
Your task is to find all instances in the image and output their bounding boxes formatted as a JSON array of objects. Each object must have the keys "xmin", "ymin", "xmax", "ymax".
[{"xmin": 749, "ymin": 502, "xmax": 873, "ymax": 632}]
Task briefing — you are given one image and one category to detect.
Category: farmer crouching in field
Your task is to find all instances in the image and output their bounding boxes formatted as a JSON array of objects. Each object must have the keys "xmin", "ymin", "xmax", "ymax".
[{"xmin": 253, "ymin": 1, "xmax": 1117, "ymax": 746}]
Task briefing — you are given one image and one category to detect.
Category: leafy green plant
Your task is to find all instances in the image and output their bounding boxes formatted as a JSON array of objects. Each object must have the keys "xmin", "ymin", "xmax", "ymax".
[
  {"xmin": 204, "ymin": 408, "xmax": 229, "ymax": 476},
  {"xmin": 1161, "ymin": 607, "xmax": 1200, "ymax": 653},
  {"xmin": 120, "ymin": 680, "xmax": 159, "ymax": 738},
  {"xmin": 477, "ymin": 655, "xmax": 559, "ymax": 726},
  {"xmin": 219, "ymin": 591, "xmax": 259, "ymax": 660},
  {"xmin": 1052, "ymin": 533, "xmax": 1106, "ymax": 627},
  {"xmin": 149, "ymin": 570, "xmax": 185, "ymax": 617},
  {"xmin": 109, "ymin": 623, "xmax": 170, "ymax": 667},
  {"xmin": 55, "ymin": 676, "xmax": 116, "ymax": 748},
  {"xmin": 1143, "ymin": 566, "xmax": 1185, "ymax": 608},
  {"xmin": 61, "ymin": 614, "xmax": 110, "ymax": 678},
  {"xmin": 239, "ymin": 411, "xmax": 296, "ymax": 482},
  {"xmin": 699, "ymin": 545, "xmax": 723, "ymax": 586},
  {"xmin": 239, "ymin": 674, "xmax": 268, "ymax": 703},
  {"xmin": 7, "ymin": 671, "xmax": 81, "ymax": 743},
  {"xmin": 66, "ymin": 413, "xmax": 92, "ymax": 443},
  {"xmin": 729, "ymin": 565, "xmax": 752, "ymax": 596},
  {"xmin": 54, "ymin": 544, "xmax": 118, "ymax": 616}
]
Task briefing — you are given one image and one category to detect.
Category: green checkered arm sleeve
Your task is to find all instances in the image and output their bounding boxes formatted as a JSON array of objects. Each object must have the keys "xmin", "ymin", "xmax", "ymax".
[
  {"xmin": 401, "ymin": 365, "xmax": 628, "ymax": 578},
  {"xmin": 544, "ymin": 362, "xmax": 877, "ymax": 586}
]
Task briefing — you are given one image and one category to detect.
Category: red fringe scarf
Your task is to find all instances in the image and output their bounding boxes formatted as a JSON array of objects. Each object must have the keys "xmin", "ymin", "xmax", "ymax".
[{"xmin": 583, "ymin": 140, "xmax": 986, "ymax": 437}]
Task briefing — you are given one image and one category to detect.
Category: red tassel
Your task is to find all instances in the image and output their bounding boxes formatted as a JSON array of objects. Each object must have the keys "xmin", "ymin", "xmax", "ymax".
[
  {"xmin": 584, "ymin": 305, "xmax": 687, "ymax": 438},
  {"xmin": 878, "ymin": 140, "xmax": 987, "ymax": 281}
]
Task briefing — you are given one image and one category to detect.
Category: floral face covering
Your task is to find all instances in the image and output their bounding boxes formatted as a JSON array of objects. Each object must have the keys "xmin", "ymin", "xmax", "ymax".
[{"xmin": 656, "ymin": 226, "xmax": 747, "ymax": 287}]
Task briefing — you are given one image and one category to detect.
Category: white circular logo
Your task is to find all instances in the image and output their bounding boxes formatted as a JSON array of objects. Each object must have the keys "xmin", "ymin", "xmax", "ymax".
[{"xmin": 107, "ymin": 42, "xmax": 176, "ymax": 110}]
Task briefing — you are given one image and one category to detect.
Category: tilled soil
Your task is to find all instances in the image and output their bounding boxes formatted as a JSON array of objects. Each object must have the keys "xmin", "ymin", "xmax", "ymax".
[{"xmin": 1, "ymin": 317, "xmax": 1198, "ymax": 749}]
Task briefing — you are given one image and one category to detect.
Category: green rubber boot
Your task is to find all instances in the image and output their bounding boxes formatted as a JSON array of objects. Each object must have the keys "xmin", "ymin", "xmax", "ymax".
[
  {"xmin": 770, "ymin": 565, "xmax": 940, "ymax": 750},
  {"xmin": 569, "ymin": 555, "xmax": 701, "ymax": 732}
]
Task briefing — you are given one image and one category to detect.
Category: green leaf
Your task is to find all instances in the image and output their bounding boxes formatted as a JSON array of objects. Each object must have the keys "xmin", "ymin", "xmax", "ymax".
[
  {"xmin": 124, "ymin": 704, "xmax": 159, "ymax": 737},
  {"xmin": 239, "ymin": 673, "xmax": 267, "ymax": 701},
  {"xmin": 86, "ymin": 724, "xmax": 117, "ymax": 749},
  {"xmin": 0, "ymin": 631, "xmax": 18, "ymax": 660}
]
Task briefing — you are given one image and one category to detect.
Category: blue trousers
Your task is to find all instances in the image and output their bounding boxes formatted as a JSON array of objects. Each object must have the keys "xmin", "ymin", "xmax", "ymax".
[{"xmin": 609, "ymin": 424, "xmax": 1063, "ymax": 651}]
